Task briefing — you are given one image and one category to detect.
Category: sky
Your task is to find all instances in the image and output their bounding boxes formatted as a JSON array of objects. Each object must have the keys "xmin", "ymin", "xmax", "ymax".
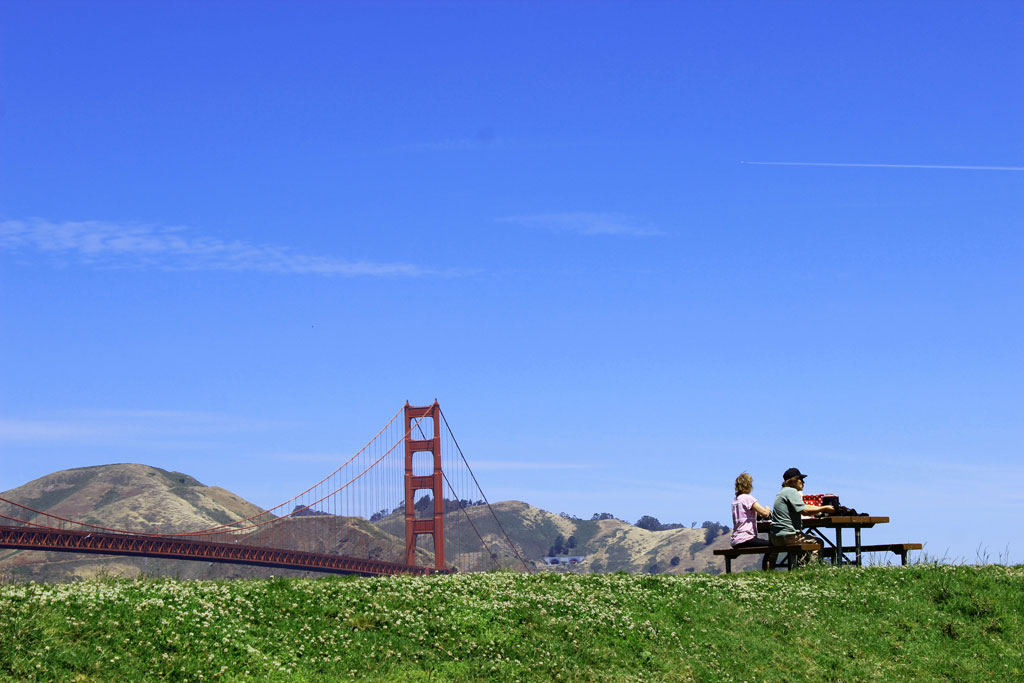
[{"xmin": 1, "ymin": 2, "xmax": 1021, "ymax": 565}]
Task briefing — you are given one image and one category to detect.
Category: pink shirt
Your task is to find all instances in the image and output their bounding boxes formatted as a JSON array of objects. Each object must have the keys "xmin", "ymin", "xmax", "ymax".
[{"xmin": 731, "ymin": 493, "xmax": 759, "ymax": 545}]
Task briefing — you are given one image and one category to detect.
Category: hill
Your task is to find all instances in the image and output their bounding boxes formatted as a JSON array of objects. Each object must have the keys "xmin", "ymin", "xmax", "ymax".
[
  {"xmin": 2, "ymin": 463, "xmax": 262, "ymax": 532},
  {"xmin": 0, "ymin": 463, "xmax": 416, "ymax": 582},
  {"xmin": 0, "ymin": 465, "xmax": 754, "ymax": 580},
  {"xmin": 373, "ymin": 499, "xmax": 757, "ymax": 574},
  {"xmin": 1, "ymin": 566, "xmax": 1020, "ymax": 680}
]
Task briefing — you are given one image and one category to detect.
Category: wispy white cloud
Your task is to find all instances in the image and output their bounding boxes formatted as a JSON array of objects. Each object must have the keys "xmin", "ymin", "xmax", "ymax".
[
  {"xmin": 0, "ymin": 218, "xmax": 447, "ymax": 276},
  {"xmin": 0, "ymin": 410, "xmax": 290, "ymax": 445},
  {"xmin": 0, "ymin": 418, "xmax": 103, "ymax": 442},
  {"xmin": 612, "ymin": 478, "xmax": 721, "ymax": 501},
  {"xmin": 498, "ymin": 212, "xmax": 663, "ymax": 236},
  {"xmin": 741, "ymin": 161, "xmax": 1024, "ymax": 171},
  {"xmin": 399, "ymin": 128, "xmax": 501, "ymax": 152},
  {"xmin": 274, "ymin": 452, "xmax": 352, "ymax": 464},
  {"xmin": 401, "ymin": 139, "xmax": 497, "ymax": 152},
  {"xmin": 468, "ymin": 460, "xmax": 600, "ymax": 472}
]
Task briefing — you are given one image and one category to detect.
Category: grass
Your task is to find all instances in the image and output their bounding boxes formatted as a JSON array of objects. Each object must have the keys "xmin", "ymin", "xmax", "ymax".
[{"xmin": 1, "ymin": 564, "xmax": 1021, "ymax": 681}]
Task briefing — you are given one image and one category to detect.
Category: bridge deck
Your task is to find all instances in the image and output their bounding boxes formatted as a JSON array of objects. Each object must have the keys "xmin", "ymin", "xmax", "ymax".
[{"xmin": 0, "ymin": 524, "xmax": 442, "ymax": 577}]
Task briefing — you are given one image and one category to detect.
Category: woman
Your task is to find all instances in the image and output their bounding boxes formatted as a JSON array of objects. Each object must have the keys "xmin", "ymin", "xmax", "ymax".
[{"xmin": 730, "ymin": 472, "xmax": 772, "ymax": 548}]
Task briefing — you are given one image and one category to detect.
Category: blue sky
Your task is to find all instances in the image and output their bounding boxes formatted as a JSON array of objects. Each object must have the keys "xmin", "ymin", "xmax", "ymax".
[{"xmin": 1, "ymin": 2, "xmax": 1021, "ymax": 564}]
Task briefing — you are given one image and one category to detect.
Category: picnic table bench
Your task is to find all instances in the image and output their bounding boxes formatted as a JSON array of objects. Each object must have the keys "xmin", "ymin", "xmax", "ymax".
[
  {"xmin": 823, "ymin": 543, "xmax": 922, "ymax": 566},
  {"xmin": 714, "ymin": 542, "xmax": 822, "ymax": 574},
  {"xmin": 715, "ymin": 541, "xmax": 924, "ymax": 573}
]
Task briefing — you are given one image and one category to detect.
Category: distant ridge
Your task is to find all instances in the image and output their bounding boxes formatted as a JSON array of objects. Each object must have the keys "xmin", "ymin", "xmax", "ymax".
[
  {"xmin": 3, "ymin": 463, "xmax": 263, "ymax": 533},
  {"xmin": 0, "ymin": 464, "xmax": 332, "ymax": 581},
  {"xmin": 1, "ymin": 464, "xmax": 757, "ymax": 581},
  {"xmin": 377, "ymin": 500, "xmax": 756, "ymax": 575}
]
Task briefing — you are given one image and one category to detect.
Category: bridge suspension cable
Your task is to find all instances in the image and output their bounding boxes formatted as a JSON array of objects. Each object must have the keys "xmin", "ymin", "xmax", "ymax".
[
  {"xmin": 0, "ymin": 402, "xmax": 530, "ymax": 576},
  {"xmin": 439, "ymin": 407, "xmax": 532, "ymax": 573}
]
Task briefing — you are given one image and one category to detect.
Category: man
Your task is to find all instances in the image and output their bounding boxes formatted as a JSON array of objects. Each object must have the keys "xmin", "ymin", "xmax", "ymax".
[{"xmin": 770, "ymin": 467, "xmax": 835, "ymax": 565}]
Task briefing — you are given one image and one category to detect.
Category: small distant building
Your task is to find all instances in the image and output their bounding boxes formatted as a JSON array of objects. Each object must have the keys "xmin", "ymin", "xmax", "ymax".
[{"xmin": 542, "ymin": 556, "xmax": 586, "ymax": 566}]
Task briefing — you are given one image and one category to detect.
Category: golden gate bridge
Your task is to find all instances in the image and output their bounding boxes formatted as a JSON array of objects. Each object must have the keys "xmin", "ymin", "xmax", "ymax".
[{"xmin": 0, "ymin": 403, "xmax": 531, "ymax": 577}]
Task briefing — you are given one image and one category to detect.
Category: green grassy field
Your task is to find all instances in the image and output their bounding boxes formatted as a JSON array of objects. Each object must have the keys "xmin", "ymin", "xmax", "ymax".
[{"xmin": 2, "ymin": 564, "xmax": 1021, "ymax": 681}]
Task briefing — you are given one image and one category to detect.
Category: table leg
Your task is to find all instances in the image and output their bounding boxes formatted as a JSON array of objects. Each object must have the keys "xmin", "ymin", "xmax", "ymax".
[
  {"xmin": 806, "ymin": 528, "xmax": 835, "ymax": 565},
  {"xmin": 855, "ymin": 528, "xmax": 862, "ymax": 567},
  {"xmin": 835, "ymin": 528, "xmax": 844, "ymax": 566}
]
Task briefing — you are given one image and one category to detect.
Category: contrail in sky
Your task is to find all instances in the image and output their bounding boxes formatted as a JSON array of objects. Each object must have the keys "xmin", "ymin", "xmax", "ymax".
[{"xmin": 741, "ymin": 161, "xmax": 1024, "ymax": 171}]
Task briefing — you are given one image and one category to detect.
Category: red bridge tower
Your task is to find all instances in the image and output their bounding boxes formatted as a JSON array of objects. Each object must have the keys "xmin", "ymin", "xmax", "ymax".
[{"xmin": 404, "ymin": 402, "xmax": 446, "ymax": 570}]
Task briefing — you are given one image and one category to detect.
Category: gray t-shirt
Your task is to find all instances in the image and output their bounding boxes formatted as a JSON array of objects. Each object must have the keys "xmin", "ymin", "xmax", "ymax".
[{"xmin": 770, "ymin": 486, "xmax": 806, "ymax": 538}]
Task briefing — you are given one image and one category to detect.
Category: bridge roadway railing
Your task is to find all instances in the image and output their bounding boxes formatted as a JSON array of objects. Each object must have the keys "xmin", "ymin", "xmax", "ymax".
[{"xmin": 0, "ymin": 524, "xmax": 446, "ymax": 577}]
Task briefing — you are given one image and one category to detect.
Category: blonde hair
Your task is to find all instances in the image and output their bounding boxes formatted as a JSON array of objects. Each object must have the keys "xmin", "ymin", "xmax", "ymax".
[
  {"xmin": 734, "ymin": 472, "xmax": 753, "ymax": 496},
  {"xmin": 783, "ymin": 476, "xmax": 803, "ymax": 489}
]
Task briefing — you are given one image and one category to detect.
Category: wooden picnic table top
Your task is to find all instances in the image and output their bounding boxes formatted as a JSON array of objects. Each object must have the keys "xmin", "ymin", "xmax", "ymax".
[
  {"xmin": 757, "ymin": 516, "xmax": 889, "ymax": 532},
  {"xmin": 807, "ymin": 515, "xmax": 889, "ymax": 528}
]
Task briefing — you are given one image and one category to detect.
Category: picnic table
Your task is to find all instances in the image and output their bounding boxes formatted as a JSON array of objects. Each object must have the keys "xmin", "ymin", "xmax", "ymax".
[
  {"xmin": 755, "ymin": 516, "xmax": 920, "ymax": 567},
  {"xmin": 716, "ymin": 514, "xmax": 922, "ymax": 573}
]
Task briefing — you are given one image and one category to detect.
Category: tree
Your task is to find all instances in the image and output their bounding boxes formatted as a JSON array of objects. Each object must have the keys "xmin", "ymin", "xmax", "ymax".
[
  {"xmin": 566, "ymin": 535, "xmax": 577, "ymax": 550},
  {"xmin": 701, "ymin": 520, "xmax": 730, "ymax": 545},
  {"xmin": 442, "ymin": 498, "xmax": 483, "ymax": 513},
  {"xmin": 635, "ymin": 516, "xmax": 687, "ymax": 531},
  {"xmin": 414, "ymin": 494, "xmax": 433, "ymax": 514},
  {"xmin": 591, "ymin": 512, "xmax": 616, "ymax": 521},
  {"xmin": 635, "ymin": 515, "xmax": 662, "ymax": 531},
  {"xmin": 670, "ymin": 556, "xmax": 681, "ymax": 567},
  {"xmin": 548, "ymin": 533, "xmax": 566, "ymax": 556}
]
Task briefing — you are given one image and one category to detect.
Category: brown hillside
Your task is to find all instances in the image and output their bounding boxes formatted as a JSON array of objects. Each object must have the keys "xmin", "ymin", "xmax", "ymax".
[
  {"xmin": 374, "ymin": 500, "xmax": 759, "ymax": 574},
  {"xmin": 1, "ymin": 466, "xmax": 759, "ymax": 581},
  {"xmin": 2, "ymin": 463, "xmax": 263, "ymax": 532},
  {"xmin": 456, "ymin": 501, "xmax": 761, "ymax": 574},
  {"xmin": 0, "ymin": 464, "xmax": 407, "ymax": 582}
]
